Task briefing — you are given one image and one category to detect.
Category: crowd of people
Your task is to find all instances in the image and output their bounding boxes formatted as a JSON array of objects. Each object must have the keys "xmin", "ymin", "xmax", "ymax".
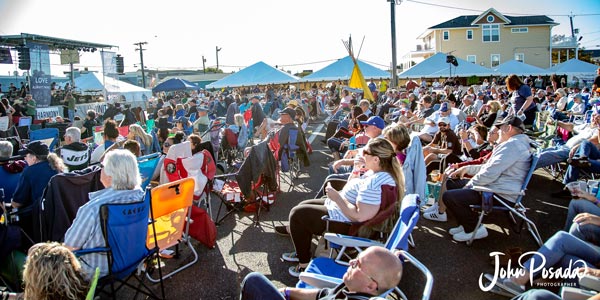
[{"xmin": 1, "ymin": 71, "xmax": 600, "ymax": 299}]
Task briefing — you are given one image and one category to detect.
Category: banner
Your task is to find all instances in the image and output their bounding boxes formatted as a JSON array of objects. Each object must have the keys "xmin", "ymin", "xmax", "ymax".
[
  {"xmin": 27, "ymin": 43, "xmax": 52, "ymax": 108},
  {"xmin": 0, "ymin": 48, "xmax": 12, "ymax": 64},
  {"xmin": 101, "ymin": 51, "xmax": 117, "ymax": 75},
  {"xmin": 36, "ymin": 106, "xmax": 61, "ymax": 119}
]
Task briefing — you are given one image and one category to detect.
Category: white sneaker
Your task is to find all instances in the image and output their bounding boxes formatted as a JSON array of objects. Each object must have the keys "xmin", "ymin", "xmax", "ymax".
[
  {"xmin": 448, "ymin": 225, "xmax": 465, "ymax": 235},
  {"xmin": 453, "ymin": 226, "xmax": 488, "ymax": 242},
  {"xmin": 423, "ymin": 210, "xmax": 447, "ymax": 222},
  {"xmin": 422, "ymin": 203, "xmax": 438, "ymax": 213}
]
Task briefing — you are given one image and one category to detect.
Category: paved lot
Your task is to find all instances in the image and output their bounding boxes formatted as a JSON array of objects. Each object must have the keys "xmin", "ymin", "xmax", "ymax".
[{"xmin": 122, "ymin": 117, "xmax": 569, "ymax": 300}]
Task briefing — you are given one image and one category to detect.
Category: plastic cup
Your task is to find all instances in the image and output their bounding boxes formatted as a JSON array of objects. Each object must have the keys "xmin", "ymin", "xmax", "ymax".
[
  {"xmin": 430, "ymin": 170, "xmax": 441, "ymax": 182},
  {"xmin": 566, "ymin": 181, "xmax": 587, "ymax": 197}
]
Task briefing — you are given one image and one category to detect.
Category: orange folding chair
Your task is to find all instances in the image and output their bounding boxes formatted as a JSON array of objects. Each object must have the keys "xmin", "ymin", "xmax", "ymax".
[{"xmin": 146, "ymin": 177, "xmax": 198, "ymax": 282}]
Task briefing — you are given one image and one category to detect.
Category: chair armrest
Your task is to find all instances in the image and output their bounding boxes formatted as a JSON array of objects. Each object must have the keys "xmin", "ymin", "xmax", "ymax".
[
  {"xmin": 73, "ymin": 247, "xmax": 110, "ymax": 256},
  {"xmin": 580, "ymin": 274, "xmax": 600, "ymax": 291},
  {"xmin": 323, "ymin": 233, "xmax": 384, "ymax": 248},
  {"xmin": 398, "ymin": 250, "xmax": 434, "ymax": 300},
  {"xmin": 299, "ymin": 272, "xmax": 342, "ymax": 289}
]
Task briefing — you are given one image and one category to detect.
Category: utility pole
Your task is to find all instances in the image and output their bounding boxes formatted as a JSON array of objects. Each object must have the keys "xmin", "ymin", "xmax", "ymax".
[
  {"xmin": 216, "ymin": 46, "xmax": 222, "ymax": 72},
  {"xmin": 134, "ymin": 42, "xmax": 148, "ymax": 88},
  {"xmin": 202, "ymin": 55, "xmax": 207, "ymax": 74},
  {"xmin": 389, "ymin": 0, "xmax": 400, "ymax": 88}
]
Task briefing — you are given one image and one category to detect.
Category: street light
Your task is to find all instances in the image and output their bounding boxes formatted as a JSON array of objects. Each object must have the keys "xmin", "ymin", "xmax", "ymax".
[{"xmin": 216, "ymin": 46, "xmax": 222, "ymax": 71}]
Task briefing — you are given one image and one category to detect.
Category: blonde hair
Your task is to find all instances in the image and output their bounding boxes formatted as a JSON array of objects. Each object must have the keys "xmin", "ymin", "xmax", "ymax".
[
  {"xmin": 129, "ymin": 124, "xmax": 153, "ymax": 148},
  {"xmin": 365, "ymin": 138, "xmax": 405, "ymax": 205},
  {"xmin": 488, "ymin": 100, "xmax": 501, "ymax": 114},
  {"xmin": 47, "ymin": 153, "xmax": 66, "ymax": 173},
  {"xmin": 382, "ymin": 124, "xmax": 410, "ymax": 153},
  {"xmin": 23, "ymin": 242, "xmax": 89, "ymax": 300}
]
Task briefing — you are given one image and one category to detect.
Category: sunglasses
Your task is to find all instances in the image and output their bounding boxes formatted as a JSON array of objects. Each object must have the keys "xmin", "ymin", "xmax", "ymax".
[
  {"xmin": 163, "ymin": 142, "xmax": 171, "ymax": 148},
  {"xmin": 437, "ymin": 123, "xmax": 448, "ymax": 127},
  {"xmin": 349, "ymin": 258, "xmax": 379, "ymax": 291}
]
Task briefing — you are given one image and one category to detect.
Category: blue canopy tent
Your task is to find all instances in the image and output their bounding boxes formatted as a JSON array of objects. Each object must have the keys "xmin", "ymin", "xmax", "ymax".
[
  {"xmin": 493, "ymin": 60, "xmax": 550, "ymax": 76},
  {"xmin": 152, "ymin": 78, "xmax": 198, "ymax": 92},
  {"xmin": 206, "ymin": 61, "xmax": 299, "ymax": 89},
  {"xmin": 302, "ymin": 56, "xmax": 390, "ymax": 82},
  {"xmin": 399, "ymin": 52, "xmax": 493, "ymax": 78}
]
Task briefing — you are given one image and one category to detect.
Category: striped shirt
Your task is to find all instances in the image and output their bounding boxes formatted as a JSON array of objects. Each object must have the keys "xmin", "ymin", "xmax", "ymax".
[
  {"xmin": 325, "ymin": 171, "xmax": 396, "ymax": 222},
  {"xmin": 64, "ymin": 187, "xmax": 145, "ymax": 278}
]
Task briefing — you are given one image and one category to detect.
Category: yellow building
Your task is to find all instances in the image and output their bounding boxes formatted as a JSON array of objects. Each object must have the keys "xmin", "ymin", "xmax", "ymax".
[{"xmin": 404, "ymin": 8, "xmax": 558, "ymax": 70}]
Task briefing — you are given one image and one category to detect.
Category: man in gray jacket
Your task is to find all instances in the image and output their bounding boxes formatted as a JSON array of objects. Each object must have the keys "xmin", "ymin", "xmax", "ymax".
[{"xmin": 442, "ymin": 116, "xmax": 533, "ymax": 242}]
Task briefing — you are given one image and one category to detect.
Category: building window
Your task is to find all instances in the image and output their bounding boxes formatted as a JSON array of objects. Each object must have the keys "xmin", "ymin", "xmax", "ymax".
[
  {"xmin": 466, "ymin": 30, "xmax": 473, "ymax": 40},
  {"xmin": 491, "ymin": 54, "xmax": 500, "ymax": 67},
  {"xmin": 443, "ymin": 31, "xmax": 449, "ymax": 41},
  {"xmin": 467, "ymin": 55, "xmax": 476, "ymax": 64},
  {"xmin": 515, "ymin": 53, "xmax": 524, "ymax": 63},
  {"xmin": 483, "ymin": 24, "xmax": 500, "ymax": 42},
  {"xmin": 511, "ymin": 28, "xmax": 528, "ymax": 33},
  {"xmin": 486, "ymin": 15, "xmax": 495, "ymax": 23}
]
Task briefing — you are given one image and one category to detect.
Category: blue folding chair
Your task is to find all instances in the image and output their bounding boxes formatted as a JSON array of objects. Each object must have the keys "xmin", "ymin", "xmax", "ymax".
[
  {"xmin": 74, "ymin": 195, "xmax": 165, "ymax": 299},
  {"xmin": 298, "ymin": 194, "xmax": 432, "ymax": 299},
  {"xmin": 138, "ymin": 153, "xmax": 161, "ymax": 189},
  {"xmin": 29, "ymin": 128, "xmax": 60, "ymax": 152},
  {"xmin": 280, "ymin": 128, "xmax": 301, "ymax": 191},
  {"xmin": 0, "ymin": 159, "xmax": 25, "ymax": 204},
  {"xmin": 467, "ymin": 151, "xmax": 543, "ymax": 246}
]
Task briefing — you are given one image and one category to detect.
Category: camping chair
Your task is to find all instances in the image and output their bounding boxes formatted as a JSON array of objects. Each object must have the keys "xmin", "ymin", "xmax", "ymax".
[
  {"xmin": 0, "ymin": 156, "xmax": 25, "ymax": 204},
  {"xmin": 467, "ymin": 151, "xmax": 543, "ymax": 246},
  {"xmin": 138, "ymin": 153, "xmax": 161, "ymax": 189},
  {"xmin": 220, "ymin": 127, "xmax": 240, "ymax": 168},
  {"xmin": 297, "ymin": 195, "xmax": 433, "ymax": 300},
  {"xmin": 73, "ymin": 198, "xmax": 165, "ymax": 300},
  {"xmin": 17, "ymin": 116, "xmax": 32, "ymax": 128},
  {"xmin": 280, "ymin": 128, "xmax": 302, "ymax": 191},
  {"xmin": 146, "ymin": 177, "xmax": 198, "ymax": 282},
  {"xmin": 29, "ymin": 128, "xmax": 59, "ymax": 151}
]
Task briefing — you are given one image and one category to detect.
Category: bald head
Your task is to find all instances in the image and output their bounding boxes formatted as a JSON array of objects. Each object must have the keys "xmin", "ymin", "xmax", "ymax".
[{"xmin": 344, "ymin": 246, "xmax": 403, "ymax": 295}]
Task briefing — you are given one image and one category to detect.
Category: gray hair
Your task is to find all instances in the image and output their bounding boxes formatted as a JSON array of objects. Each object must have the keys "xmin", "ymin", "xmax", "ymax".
[
  {"xmin": 65, "ymin": 127, "xmax": 81, "ymax": 142},
  {"xmin": 0, "ymin": 141, "xmax": 13, "ymax": 159},
  {"xmin": 102, "ymin": 149, "xmax": 141, "ymax": 190}
]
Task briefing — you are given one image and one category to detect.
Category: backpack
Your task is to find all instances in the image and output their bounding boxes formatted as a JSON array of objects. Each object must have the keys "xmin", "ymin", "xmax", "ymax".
[
  {"xmin": 185, "ymin": 206, "xmax": 217, "ymax": 249},
  {"xmin": 201, "ymin": 149, "xmax": 217, "ymax": 180}
]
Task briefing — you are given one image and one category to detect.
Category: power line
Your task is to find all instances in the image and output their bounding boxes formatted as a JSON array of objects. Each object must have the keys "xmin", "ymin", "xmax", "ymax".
[
  {"xmin": 404, "ymin": 0, "xmax": 600, "ymax": 17},
  {"xmin": 278, "ymin": 58, "xmax": 339, "ymax": 67}
]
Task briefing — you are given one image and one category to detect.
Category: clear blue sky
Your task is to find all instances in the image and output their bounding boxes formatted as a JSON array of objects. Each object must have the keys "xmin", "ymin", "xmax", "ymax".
[{"xmin": 0, "ymin": 0, "xmax": 599, "ymax": 76}]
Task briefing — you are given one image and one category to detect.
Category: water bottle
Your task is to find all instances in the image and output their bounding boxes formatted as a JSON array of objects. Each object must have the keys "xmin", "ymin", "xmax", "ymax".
[{"xmin": 349, "ymin": 136, "xmax": 356, "ymax": 150}]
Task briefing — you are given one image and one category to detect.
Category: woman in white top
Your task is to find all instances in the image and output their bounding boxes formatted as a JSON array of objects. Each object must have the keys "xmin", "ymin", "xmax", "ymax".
[{"xmin": 279, "ymin": 137, "xmax": 405, "ymax": 277}]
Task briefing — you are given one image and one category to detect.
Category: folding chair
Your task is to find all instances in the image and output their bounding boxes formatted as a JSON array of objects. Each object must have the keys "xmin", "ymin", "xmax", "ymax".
[
  {"xmin": 29, "ymin": 128, "xmax": 59, "ymax": 151},
  {"xmin": 280, "ymin": 128, "xmax": 301, "ymax": 191},
  {"xmin": 138, "ymin": 152, "xmax": 161, "ymax": 189},
  {"xmin": 467, "ymin": 152, "xmax": 543, "ymax": 246},
  {"xmin": 0, "ymin": 156, "xmax": 25, "ymax": 204},
  {"xmin": 17, "ymin": 116, "xmax": 32, "ymax": 128},
  {"xmin": 146, "ymin": 178, "xmax": 198, "ymax": 282},
  {"xmin": 297, "ymin": 195, "xmax": 432, "ymax": 300},
  {"xmin": 74, "ymin": 198, "xmax": 165, "ymax": 300}
]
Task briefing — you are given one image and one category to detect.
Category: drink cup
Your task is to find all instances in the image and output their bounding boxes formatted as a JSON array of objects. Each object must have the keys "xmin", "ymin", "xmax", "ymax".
[
  {"xmin": 430, "ymin": 170, "xmax": 441, "ymax": 182},
  {"xmin": 566, "ymin": 181, "xmax": 587, "ymax": 197}
]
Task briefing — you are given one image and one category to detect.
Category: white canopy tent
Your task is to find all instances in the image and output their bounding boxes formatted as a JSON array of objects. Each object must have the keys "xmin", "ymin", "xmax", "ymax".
[{"xmin": 74, "ymin": 72, "xmax": 152, "ymax": 102}]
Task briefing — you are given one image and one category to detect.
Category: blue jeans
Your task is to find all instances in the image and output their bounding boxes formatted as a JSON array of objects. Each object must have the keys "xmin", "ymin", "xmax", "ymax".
[
  {"xmin": 511, "ymin": 289, "xmax": 560, "ymax": 300},
  {"xmin": 240, "ymin": 272, "xmax": 285, "ymax": 300},
  {"xmin": 536, "ymin": 145, "xmax": 569, "ymax": 169},
  {"xmin": 564, "ymin": 199, "xmax": 600, "ymax": 232},
  {"xmin": 523, "ymin": 231, "xmax": 600, "ymax": 279},
  {"xmin": 68, "ymin": 109, "xmax": 75, "ymax": 121},
  {"xmin": 563, "ymin": 140, "xmax": 600, "ymax": 184}
]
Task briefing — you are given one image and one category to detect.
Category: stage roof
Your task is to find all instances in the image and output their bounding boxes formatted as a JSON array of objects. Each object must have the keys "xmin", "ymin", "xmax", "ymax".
[{"xmin": 0, "ymin": 33, "xmax": 114, "ymax": 51}]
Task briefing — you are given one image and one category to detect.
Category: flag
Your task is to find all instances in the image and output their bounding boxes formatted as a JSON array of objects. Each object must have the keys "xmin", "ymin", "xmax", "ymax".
[{"xmin": 348, "ymin": 60, "xmax": 374, "ymax": 101}]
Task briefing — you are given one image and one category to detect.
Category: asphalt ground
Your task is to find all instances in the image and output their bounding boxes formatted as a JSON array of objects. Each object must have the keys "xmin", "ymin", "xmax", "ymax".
[{"xmin": 119, "ymin": 115, "xmax": 569, "ymax": 300}]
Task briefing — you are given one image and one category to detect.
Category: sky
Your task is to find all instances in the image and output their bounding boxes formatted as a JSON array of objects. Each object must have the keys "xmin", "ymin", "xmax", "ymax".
[{"xmin": 0, "ymin": 0, "xmax": 599, "ymax": 77}]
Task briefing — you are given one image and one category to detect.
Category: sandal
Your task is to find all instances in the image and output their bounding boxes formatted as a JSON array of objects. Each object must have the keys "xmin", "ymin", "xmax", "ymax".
[{"xmin": 281, "ymin": 251, "xmax": 299, "ymax": 263}]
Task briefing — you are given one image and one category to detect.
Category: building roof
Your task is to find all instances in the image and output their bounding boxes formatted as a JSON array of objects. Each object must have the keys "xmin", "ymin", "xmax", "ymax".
[
  {"xmin": 0, "ymin": 33, "xmax": 114, "ymax": 50},
  {"xmin": 429, "ymin": 15, "xmax": 556, "ymax": 29}
]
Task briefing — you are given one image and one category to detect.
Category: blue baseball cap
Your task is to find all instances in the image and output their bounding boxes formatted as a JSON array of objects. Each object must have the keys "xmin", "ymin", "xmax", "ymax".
[
  {"xmin": 360, "ymin": 116, "xmax": 385, "ymax": 130},
  {"xmin": 438, "ymin": 102, "xmax": 449, "ymax": 112}
]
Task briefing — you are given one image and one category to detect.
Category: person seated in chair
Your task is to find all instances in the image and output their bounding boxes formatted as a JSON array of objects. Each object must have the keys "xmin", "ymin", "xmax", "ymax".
[
  {"xmin": 442, "ymin": 116, "xmax": 532, "ymax": 242},
  {"xmin": 0, "ymin": 141, "xmax": 26, "ymax": 203},
  {"xmin": 276, "ymin": 138, "xmax": 404, "ymax": 277},
  {"xmin": 64, "ymin": 149, "xmax": 145, "ymax": 278},
  {"xmin": 422, "ymin": 116, "xmax": 462, "ymax": 175},
  {"xmin": 57, "ymin": 127, "xmax": 90, "ymax": 172},
  {"xmin": 240, "ymin": 246, "xmax": 403, "ymax": 300},
  {"xmin": 277, "ymin": 107, "xmax": 309, "ymax": 167}
]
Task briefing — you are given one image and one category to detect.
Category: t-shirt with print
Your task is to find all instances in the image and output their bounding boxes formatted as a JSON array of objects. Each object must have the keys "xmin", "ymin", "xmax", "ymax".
[
  {"xmin": 325, "ymin": 171, "xmax": 396, "ymax": 222},
  {"xmin": 430, "ymin": 130, "xmax": 461, "ymax": 156}
]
